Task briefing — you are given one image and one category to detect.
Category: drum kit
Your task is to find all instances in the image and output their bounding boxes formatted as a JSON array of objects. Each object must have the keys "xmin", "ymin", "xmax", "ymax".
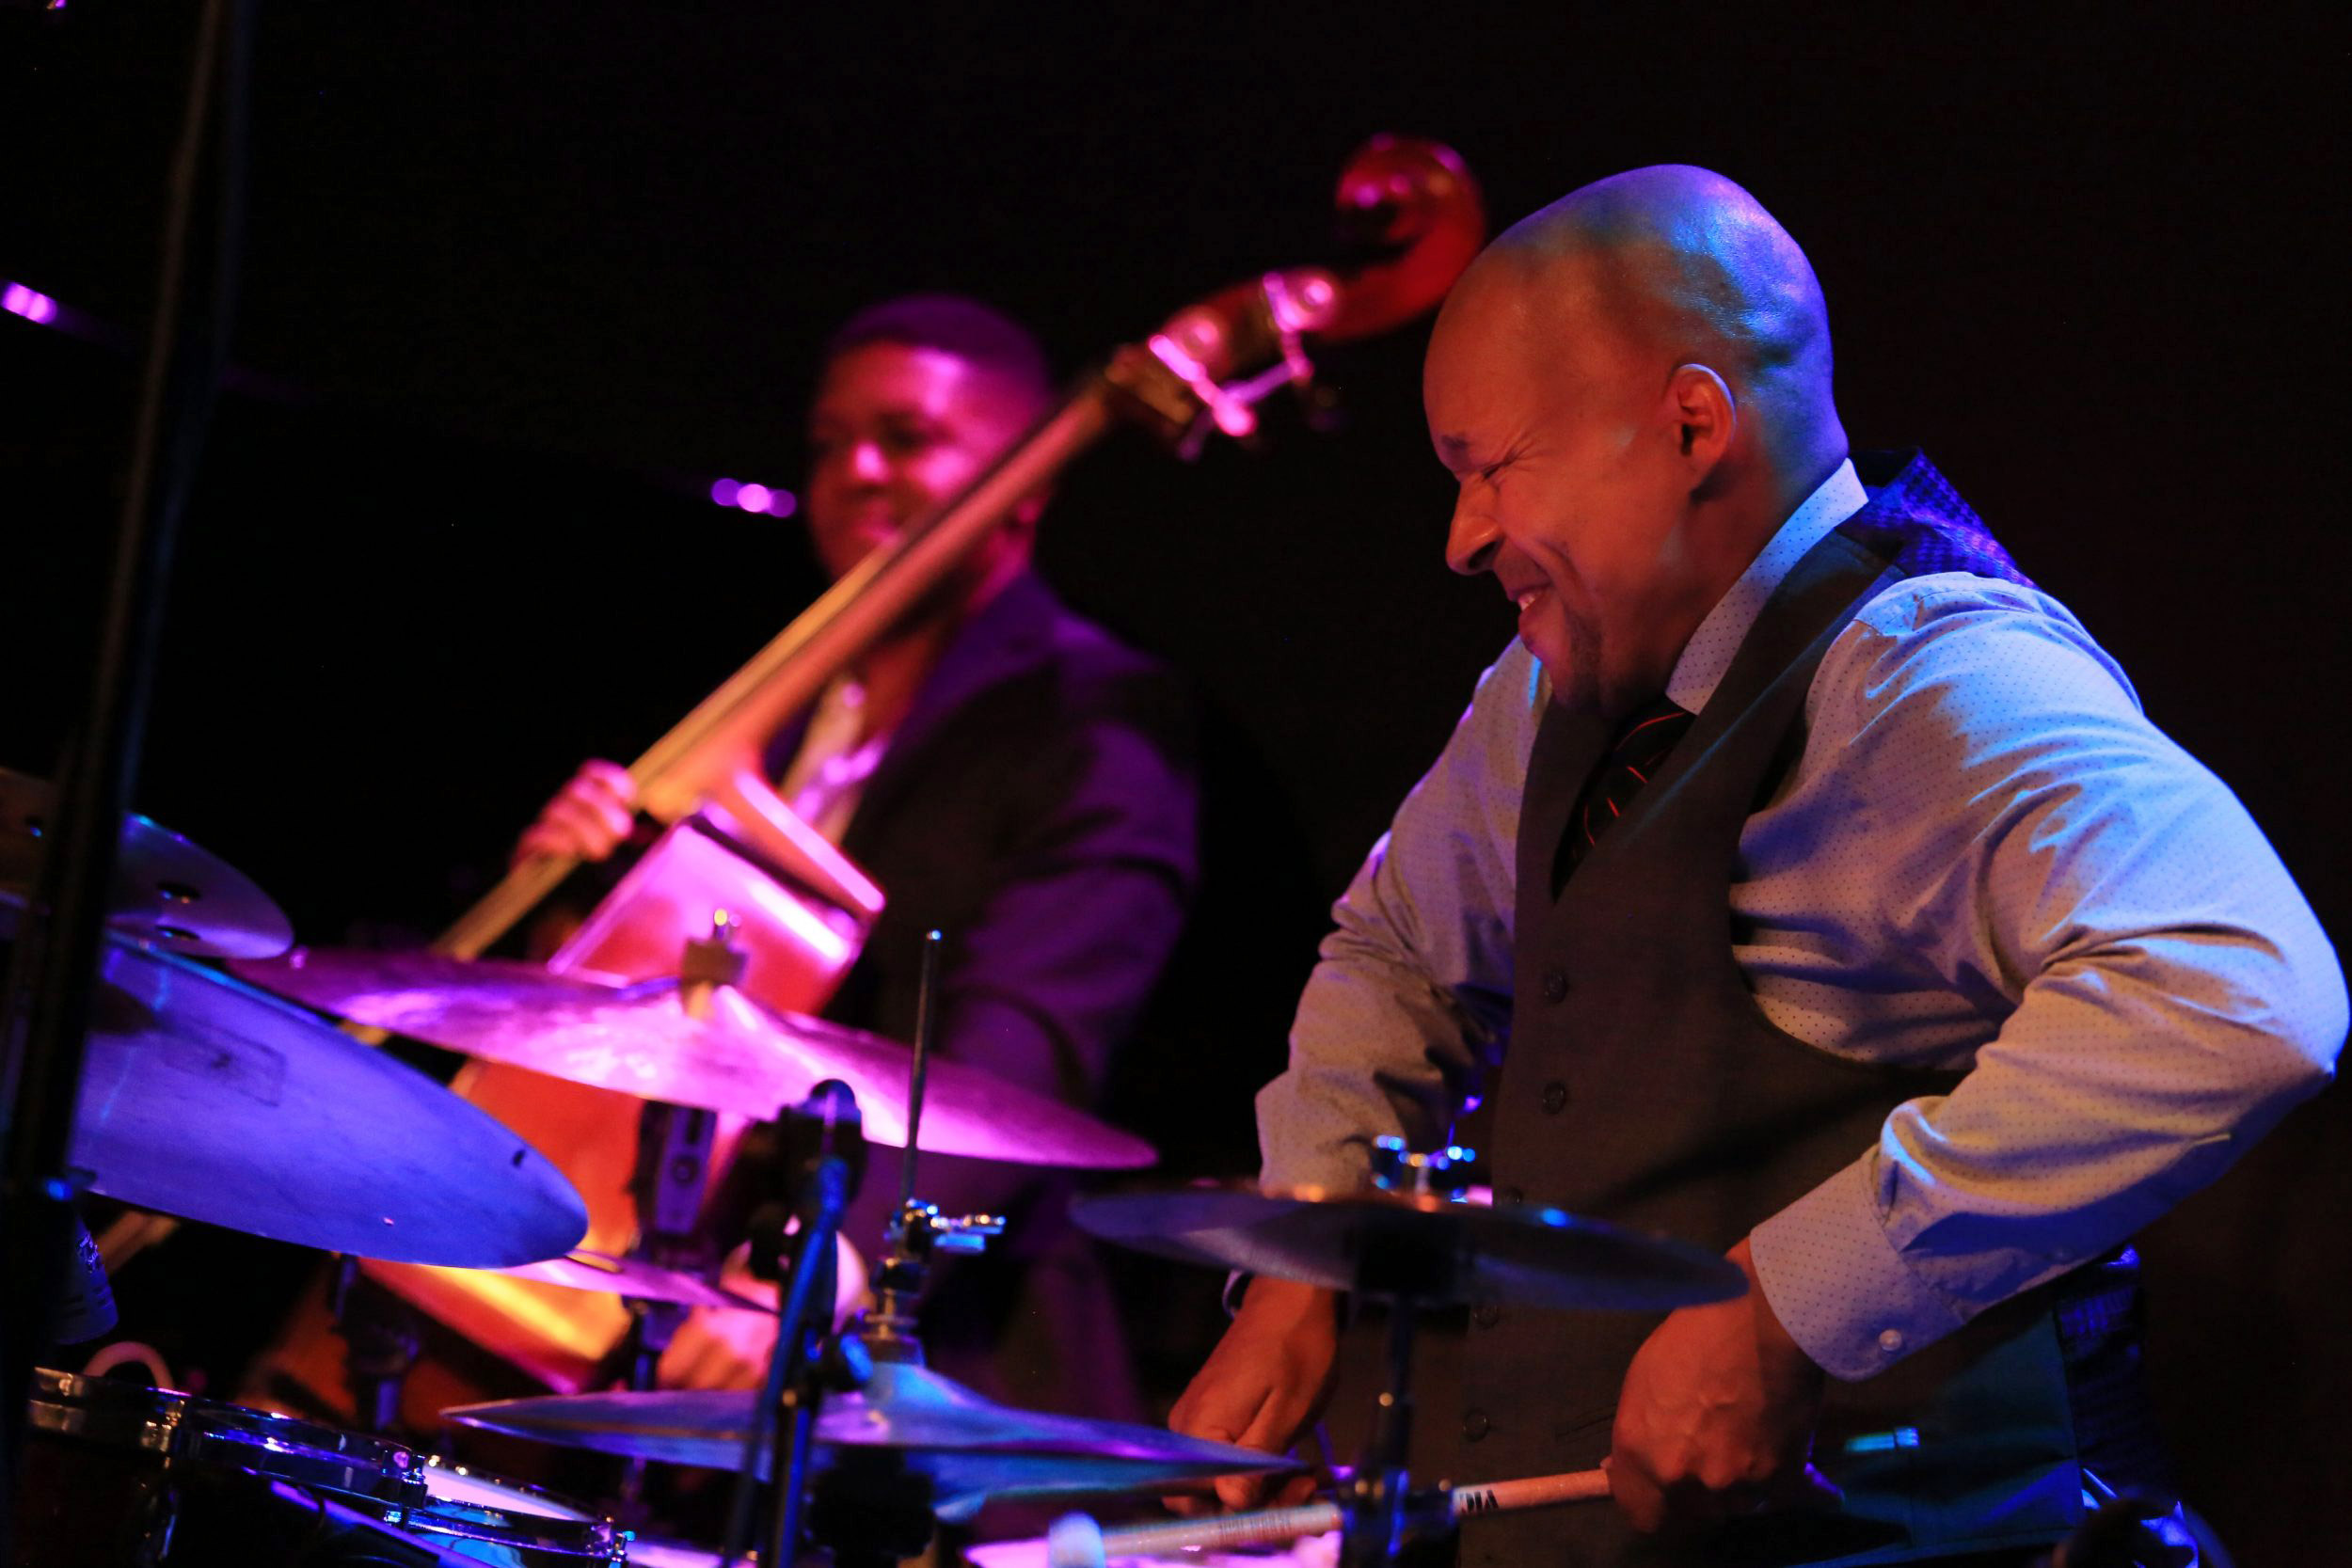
[{"xmin": 0, "ymin": 767, "xmax": 1753, "ymax": 1567}]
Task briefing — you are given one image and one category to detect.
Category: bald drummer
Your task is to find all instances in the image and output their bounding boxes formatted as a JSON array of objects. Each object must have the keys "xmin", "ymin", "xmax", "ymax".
[{"xmin": 1169, "ymin": 166, "xmax": 2344, "ymax": 1565}]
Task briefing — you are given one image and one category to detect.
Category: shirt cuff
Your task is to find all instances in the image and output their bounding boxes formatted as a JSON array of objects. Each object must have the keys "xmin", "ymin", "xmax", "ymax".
[{"xmin": 1748, "ymin": 1156, "xmax": 1971, "ymax": 1382}]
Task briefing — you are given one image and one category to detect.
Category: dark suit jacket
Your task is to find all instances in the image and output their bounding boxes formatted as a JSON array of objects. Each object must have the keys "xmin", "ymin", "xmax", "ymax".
[{"xmin": 763, "ymin": 570, "xmax": 1200, "ymax": 1418}]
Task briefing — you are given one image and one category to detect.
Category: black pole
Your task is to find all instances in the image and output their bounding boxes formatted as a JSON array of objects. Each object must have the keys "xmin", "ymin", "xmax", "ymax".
[
  {"xmin": 896, "ymin": 928, "xmax": 944, "ymax": 1212},
  {"xmin": 0, "ymin": 0, "xmax": 251, "ymax": 1552}
]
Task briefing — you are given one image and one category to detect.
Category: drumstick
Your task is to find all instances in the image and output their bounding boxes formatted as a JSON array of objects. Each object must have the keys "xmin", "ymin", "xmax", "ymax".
[{"xmin": 1044, "ymin": 1468, "xmax": 1611, "ymax": 1566}]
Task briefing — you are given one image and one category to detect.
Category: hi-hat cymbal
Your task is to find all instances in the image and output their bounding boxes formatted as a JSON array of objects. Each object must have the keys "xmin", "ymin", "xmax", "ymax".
[
  {"xmin": 446, "ymin": 1360, "xmax": 1291, "ymax": 1516},
  {"xmin": 1072, "ymin": 1186, "xmax": 1745, "ymax": 1312},
  {"xmin": 0, "ymin": 768, "xmax": 292, "ymax": 959},
  {"xmin": 69, "ymin": 937, "xmax": 587, "ymax": 1267},
  {"xmin": 230, "ymin": 948, "xmax": 1154, "ymax": 1169}
]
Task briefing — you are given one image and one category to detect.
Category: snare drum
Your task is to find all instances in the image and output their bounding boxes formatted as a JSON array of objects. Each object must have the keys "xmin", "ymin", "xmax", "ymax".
[
  {"xmin": 20, "ymin": 1366, "xmax": 428, "ymax": 1567},
  {"xmin": 614, "ymin": 1542, "xmax": 725, "ymax": 1568},
  {"xmin": 964, "ymin": 1530, "xmax": 1341, "ymax": 1568},
  {"xmin": 401, "ymin": 1461, "xmax": 626, "ymax": 1566}
]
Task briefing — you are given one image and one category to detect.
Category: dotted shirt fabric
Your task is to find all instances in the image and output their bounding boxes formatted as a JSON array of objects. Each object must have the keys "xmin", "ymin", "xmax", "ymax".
[{"xmin": 1263, "ymin": 460, "xmax": 2346, "ymax": 1380}]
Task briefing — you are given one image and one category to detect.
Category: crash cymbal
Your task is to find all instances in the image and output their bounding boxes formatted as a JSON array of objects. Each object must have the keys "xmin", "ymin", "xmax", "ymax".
[
  {"xmin": 446, "ymin": 1360, "xmax": 1291, "ymax": 1516},
  {"xmin": 1071, "ymin": 1186, "xmax": 1745, "ymax": 1312},
  {"xmin": 230, "ymin": 948, "xmax": 1154, "ymax": 1169},
  {"xmin": 68, "ymin": 936, "xmax": 587, "ymax": 1267},
  {"xmin": 497, "ymin": 1250, "xmax": 772, "ymax": 1313},
  {"xmin": 0, "ymin": 768, "xmax": 292, "ymax": 959}
]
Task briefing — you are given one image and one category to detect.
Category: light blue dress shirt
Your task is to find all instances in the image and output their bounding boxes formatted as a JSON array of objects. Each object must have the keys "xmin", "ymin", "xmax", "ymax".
[{"xmin": 1259, "ymin": 460, "xmax": 2345, "ymax": 1379}]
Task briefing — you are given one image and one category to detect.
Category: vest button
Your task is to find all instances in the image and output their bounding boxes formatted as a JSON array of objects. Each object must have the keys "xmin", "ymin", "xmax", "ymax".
[
  {"xmin": 1500, "ymin": 1185, "xmax": 1524, "ymax": 1208},
  {"xmin": 1471, "ymin": 1303, "xmax": 1502, "ymax": 1329},
  {"xmin": 1540, "ymin": 968, "xmax": 1569, "ymax": 1003},
  {"xmin": 1462, "ymin": 1407, "xmax": 1491, "ymax": 1442},
  {"xmin": 1540, "ymin": 1080, "xmax": 1568, "ymax": 1114}
]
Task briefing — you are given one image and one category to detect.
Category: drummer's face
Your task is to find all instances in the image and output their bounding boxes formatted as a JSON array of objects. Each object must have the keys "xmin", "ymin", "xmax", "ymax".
[{"xmin": 804, "ymin": 342, "xmax": 1038, "ymax": 586}]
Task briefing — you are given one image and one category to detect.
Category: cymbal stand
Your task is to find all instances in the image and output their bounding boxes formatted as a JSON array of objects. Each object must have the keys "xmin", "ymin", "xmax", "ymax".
[
  {"xmin": 330, "ymin": 1256, "xmax": 419, "ymax": 1434},
  {"xmin": 1338, "ymin": 1139, "xmax": 1481, "ymax": 1568},
  {"xmin": 856, "ymin": 931, "xmax": 1004, "ymax": 1369},
  {"xmin": 858, "ymin": 1199, "xmax": 1004, "ymax": 1364},
  {"xmin": 807, "ymin": 930, "xmax": 964, "ymax": 1568},
  {"xmin": 619, "ymin": 1095, "xmax": 710, "ymax": 1393}
]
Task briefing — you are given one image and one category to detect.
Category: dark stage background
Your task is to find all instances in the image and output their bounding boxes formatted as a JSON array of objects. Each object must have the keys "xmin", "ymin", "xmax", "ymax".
[{"xmin": 4, "ymin": 5, "xmax": 2346, "ymax": 1560}]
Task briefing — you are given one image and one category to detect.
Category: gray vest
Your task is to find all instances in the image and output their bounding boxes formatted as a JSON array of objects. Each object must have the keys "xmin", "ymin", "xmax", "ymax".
[{"xmin": 1458, "ymin": 458, "xmax": 2118, "ymax": 1567}]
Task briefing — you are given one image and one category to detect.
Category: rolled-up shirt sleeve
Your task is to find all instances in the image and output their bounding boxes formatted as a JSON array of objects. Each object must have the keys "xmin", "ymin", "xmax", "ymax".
[
  {"xmin": 1256, "ymin": 643, "xmax": 1542, "ymax": 1192},
  {"xmin": 1751, "ymin": 584, "xmax": 2346, "ymax": 1380}
]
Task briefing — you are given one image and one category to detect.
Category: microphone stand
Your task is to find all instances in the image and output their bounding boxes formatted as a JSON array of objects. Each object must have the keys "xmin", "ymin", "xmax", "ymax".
[{"xmin": 716, "ymin": 1080, "xmax": 862, "ymax": 1568}]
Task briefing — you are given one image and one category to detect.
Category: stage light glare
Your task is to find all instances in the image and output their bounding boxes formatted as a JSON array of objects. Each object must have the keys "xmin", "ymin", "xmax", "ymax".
[
  {"xmin": 765, "ymin": 491, "xmax": 797, "ymax": 518},
  {"xmin": 3, "ymin": 283, "xmax": 59, "ymax": 325},
  {"xmin": 709, "ymin": 478, "xmax": 742, "ymax": 507},
  {"xmin": 736, "ymin": 483, "xmax": 772, "ymax": 513}
]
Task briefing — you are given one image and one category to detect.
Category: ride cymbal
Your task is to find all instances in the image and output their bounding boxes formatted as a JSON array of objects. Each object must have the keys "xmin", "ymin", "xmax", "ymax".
[
  {"xmin": 69, "ymin": 937, "xmax": 586, "ymax": 1267},
  {"xmin": 231, "ymin": 948, "xmax": 1153, "ymax": 1169},
  {"xmin": 1071, "ymin": 1185, "xmax": 1744, "ymax": 1311}
]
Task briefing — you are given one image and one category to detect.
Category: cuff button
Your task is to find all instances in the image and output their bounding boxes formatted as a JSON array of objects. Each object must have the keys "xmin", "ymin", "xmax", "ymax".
[{"xmin": 1878, "ymin": 1328, "xmax": 1905, "ymax": 1354}]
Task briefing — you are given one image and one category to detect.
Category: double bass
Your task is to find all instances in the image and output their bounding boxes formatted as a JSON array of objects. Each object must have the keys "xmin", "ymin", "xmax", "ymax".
[{"xmin": 269, "ymin": 135, "xmax": 1489, "ymax": 1424}]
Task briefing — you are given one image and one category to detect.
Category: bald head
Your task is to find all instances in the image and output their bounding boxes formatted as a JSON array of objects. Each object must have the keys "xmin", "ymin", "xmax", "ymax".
[
  {"xmin": 1424, "ymin": 167, "xmax": 1850, "ymax": 717},
  {"xmin": 1448, "ymin": 166, "xmax": 1838, "ymax": 466}
]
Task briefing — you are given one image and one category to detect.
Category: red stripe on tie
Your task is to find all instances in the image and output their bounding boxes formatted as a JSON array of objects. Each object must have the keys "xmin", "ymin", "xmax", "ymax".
[{"xmin": 1622, "ymin": 711, "xmax": 1681, "ymax": 740}]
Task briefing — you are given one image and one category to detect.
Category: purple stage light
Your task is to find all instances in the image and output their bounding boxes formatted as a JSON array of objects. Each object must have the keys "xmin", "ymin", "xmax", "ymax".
[
  {"xmin": 709, "ymin": 478, "xmax": 794, "ymax": 516},
  {"xmin": 4, "ymin": 282, "xmax": 60, "ymax": 325}
]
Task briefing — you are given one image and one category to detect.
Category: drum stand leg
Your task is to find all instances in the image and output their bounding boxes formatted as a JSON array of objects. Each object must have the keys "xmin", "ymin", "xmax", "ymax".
[
  {"xmin": 609, "ymin": 1296, "xmax": 685, "ymax": 1517},
  {"xmin": 612, "ymin": 1098, "xmax": 714, "ymax": 1516},
  {"xmin": 1339, "ymin": 1298, "xmax": 1424, "ymax": 1568},
  {"xmin": 331, "ymin": 1257, "xmax": 418, "ymax": 1435}
]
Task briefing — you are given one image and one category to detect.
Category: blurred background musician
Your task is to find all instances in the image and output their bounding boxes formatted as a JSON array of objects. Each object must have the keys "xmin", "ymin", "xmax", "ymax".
[
  {"xmin": 517, "ymin": 293, "xmax": 1200, "ymax": 1417},
  {"xmin": 248, "ymin": 295, "xmax": 1200, "ymax": 1439}
]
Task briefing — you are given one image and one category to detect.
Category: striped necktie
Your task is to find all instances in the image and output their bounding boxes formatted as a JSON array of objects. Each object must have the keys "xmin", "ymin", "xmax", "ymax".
[{"xmin": 1558, "ymin": 694, "xmax": 1694, "ymax": 886}]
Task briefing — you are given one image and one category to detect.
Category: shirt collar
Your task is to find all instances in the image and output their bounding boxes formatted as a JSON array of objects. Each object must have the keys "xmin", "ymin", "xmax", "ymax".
[{"xmin": 1664, "ymin": 459, "xmax": 1867, "ymax": 715}]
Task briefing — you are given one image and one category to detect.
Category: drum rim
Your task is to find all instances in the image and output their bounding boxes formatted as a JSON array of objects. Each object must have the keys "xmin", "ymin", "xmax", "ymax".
[
  {"xmin": 26, "ymin": 1367, "xmax": 427, "ymax": 1511},
  {"xmin": 409, "ymin": 1456, "xmax": 620, "ymax": 1560}
]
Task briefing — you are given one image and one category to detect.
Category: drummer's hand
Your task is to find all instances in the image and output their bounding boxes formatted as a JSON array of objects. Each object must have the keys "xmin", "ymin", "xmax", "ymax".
[
  {"xmin": 1604, "ymin": 1236, "xmax": 1837, "ymax": 1533},
  {"xmin": 656, "ymin": 1234, "xmax": 871, "ymax": 1392},
  {"xmin": 513, "ymin": 760, "xmax": 638, "ymax": 865},
  {"xmin": 1165, "ymin": 1277, "xmax": 1340, "ymax": 1515},
  {"xmin": 658, "ymin": 1303, "xmax": 777, "ymax": 1392}
]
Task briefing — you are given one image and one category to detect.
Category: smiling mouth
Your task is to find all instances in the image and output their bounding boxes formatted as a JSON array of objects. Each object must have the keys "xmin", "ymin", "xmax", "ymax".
[{"xmin": 1512, "ymin": 585, "xmax": 1548, "ymax": 613}]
